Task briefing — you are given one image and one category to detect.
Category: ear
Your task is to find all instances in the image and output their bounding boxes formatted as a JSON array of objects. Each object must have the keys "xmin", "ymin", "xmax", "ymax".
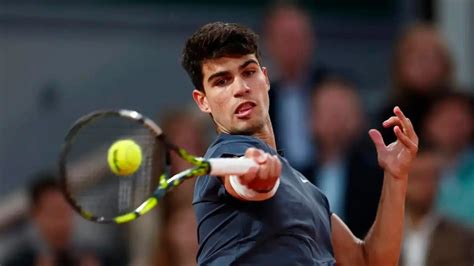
[
  {"xmin": 262, "ymin": 67, "xmax": 270, "ymax": 90},
  {"xmin": 192, "ymin": 89, "xmax": 211, "ymax": 114}
]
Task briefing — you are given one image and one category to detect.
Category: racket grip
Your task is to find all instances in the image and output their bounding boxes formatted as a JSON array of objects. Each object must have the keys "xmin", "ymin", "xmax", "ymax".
[{"xmin": 208, "ymin": 158, "xmax": 257, "ymax": 176}]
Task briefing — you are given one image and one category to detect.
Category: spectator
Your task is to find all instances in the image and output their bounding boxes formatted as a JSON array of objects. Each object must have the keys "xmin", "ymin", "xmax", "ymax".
[
  {"xmin": 154, "ymin": 108, "xmax": 211, "ymax": 266},
  {"xmin": 4, "ymin": 173, "xmax": 101, "ymax": 266},
  {"xmin": 422, "ymin": 91, "xmax": 474, "ymax": 225},
  {"xmin": 377, "ymin": 23, "xmax": 454, "ymax": 142},
  {"xmin": 263, "ymin": 3, "xmax": 331, "ymax": 177},
  {"xmin": 402, "ymin": 148, "xmax": 474, "ymax": 266},
  {"xmin": 155, "ymin": 192, "xmax": 198, "ymax": 266},
  {"xmin": 309, "ymin": 77, "xmax": 383, "ymax": 238},
  {"xmin": 160, "ymin": 107, "xmax": 212, "ymax": 207}
]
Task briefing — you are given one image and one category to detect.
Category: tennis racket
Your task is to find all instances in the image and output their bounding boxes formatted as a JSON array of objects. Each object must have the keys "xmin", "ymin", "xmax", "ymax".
[{"xmin": 59, "ymin": 109, "xmax": 256, "ymax": 224}]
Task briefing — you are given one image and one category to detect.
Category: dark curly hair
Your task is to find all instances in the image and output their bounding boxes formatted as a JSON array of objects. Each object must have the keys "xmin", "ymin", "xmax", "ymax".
[{"xmin": 181, "ymin": 22, "xmax": 262, "ymax": 91}]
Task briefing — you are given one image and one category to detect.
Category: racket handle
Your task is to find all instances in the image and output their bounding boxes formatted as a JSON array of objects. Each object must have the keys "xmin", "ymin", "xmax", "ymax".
[{"xmin": 208, "ymin": 158, "xmax": 257, "ymax": 176}]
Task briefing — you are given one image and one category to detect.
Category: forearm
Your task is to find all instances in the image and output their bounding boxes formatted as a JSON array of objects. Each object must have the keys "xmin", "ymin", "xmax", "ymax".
[{"xmin": 362, "ymin": 172, "xmax": 407, "ymax": 266}]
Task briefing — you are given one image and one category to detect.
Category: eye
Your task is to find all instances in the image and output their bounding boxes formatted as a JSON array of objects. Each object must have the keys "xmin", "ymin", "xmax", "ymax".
[
  {"xmin": 214, "ymin": 78, "xmax": 229, "ymax": 87},
  {"xmin": 242, "ymin": 70, "xmax": 256, "ymax": 78}
]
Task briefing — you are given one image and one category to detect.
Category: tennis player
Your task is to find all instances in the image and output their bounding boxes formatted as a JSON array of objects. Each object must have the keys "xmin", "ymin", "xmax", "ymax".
[{"xmin": 182, "ymin": 22, "xmax": 418, "ymax": 265}]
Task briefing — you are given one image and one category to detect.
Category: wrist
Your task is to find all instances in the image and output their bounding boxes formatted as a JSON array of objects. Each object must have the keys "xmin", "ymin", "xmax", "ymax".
[
  {"xmin": 384, "ymin": 172, "xmax": 408, "ymax": 189},
  {"xmin": 384, "ymin": 170, "xmax": 408, "ymax": 181},
  {"xmin": 229, "ymin": 175, "xmax": 280, "ymax": 201}
]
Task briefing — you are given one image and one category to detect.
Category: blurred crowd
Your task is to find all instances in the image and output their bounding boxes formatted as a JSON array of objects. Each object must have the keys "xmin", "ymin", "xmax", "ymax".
[{"xmin": 1, "ymin": 2, "xmax": 473, "ymax": 266}]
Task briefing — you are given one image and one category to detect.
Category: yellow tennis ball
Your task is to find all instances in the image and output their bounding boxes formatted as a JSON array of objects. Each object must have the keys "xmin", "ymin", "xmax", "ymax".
[{"xmin": 107, "ymin": 139, "xmax": 142, "ymax": 176}]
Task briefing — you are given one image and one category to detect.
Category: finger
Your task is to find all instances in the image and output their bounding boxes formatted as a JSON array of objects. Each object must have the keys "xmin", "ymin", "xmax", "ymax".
[
  {"xmin": 368, "ymin": 129, "xmax": 386, "ymax": 154},
  {"xmin": 264, "ymin": 155, "xmax": 276, "ymax": 185},
  {"xmin": 245, "ymin": 147, "xmax": 261, "ymax": 158},
  {"xmin": 248, "ymin": 162, "xmax": 271, "ymax": 191},
  {"xmin": 393, "ymin": 107, "xmax": 414, "ymax": 138},
  {"xmin": 244, "ymin": 148, "xmax": 268, "ymax": 164},
  {"xmin": 257, "ymin": 153, "xmax": 269, "ymax": 164},
  {"xmin": 268, "ymin": 156, "xmax": 282, "ymax": 191},
  {"xmin": 405, "ymin": 117, "xmax": 419, "ymax": 145},
  {"xmin": 275, "ymin": 156, "xmax": 282, "ymax": 177},
  {"xmin": 382, "ymin": 116, "xmax": 401, "ymax": 128},
  {"xmin": 268, "ymin": 155, "xmax": 281, "ymax": 185},
  {"xmin": 386, "ymin": 108, "xmax": 419, "ymax": 145},
  {"xmin": 394, "ymin": 126, "xmax": 418, "ymax": 154},
  {"xmin": 238, "ymin": 165, "xmax": 258, "ymax": 185},
  {"xmin": 257, "ymin": 159, "xmax": 270, "ymax": 181},
  {"xmin": 269, "ymin": 155, "xmax": 280, "ymax": 179}
]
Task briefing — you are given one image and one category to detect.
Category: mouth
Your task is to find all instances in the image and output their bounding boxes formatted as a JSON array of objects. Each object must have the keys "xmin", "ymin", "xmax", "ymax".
[{"xmin": 234, "ymin": 101, "xmax": 257, "ymax": 119}]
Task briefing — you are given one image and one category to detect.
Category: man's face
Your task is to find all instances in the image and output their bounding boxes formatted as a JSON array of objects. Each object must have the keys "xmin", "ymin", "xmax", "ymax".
[
  {"xmin": 424, "ymin": 100, "xmax": 473, "ymax": 154},
  {"xmin": 265, "ymin": 8, "xmax": 313, "ymax": 75},
  {"xmin": 311, "ymin": 84, "xmax": 363, "ymax": 149},
  {"xmin": 32, "ymin": 189, "xmax": 73, "ymax": 249},
  {"xmin": 399, "ymin": 31, "xmax": 447, "ymax": 92},
  {"xmin": 193, "ymin": 54, "xmax": 270, "ymax": 135}
]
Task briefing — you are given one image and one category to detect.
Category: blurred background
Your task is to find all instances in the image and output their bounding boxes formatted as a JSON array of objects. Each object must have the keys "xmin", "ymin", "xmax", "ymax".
[{"xmin": 0, "ymin": 0, "xmax": 473, "ymax": 265}]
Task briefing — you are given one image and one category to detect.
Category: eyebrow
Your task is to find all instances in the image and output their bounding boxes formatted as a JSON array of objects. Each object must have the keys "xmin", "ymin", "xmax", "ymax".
[{"xmin": 207, "ymin": 59, "xmax": 259, "ymax": 83}]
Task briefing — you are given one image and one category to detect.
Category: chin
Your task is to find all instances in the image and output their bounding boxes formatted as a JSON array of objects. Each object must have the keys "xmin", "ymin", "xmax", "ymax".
[{"xmin": 232, "ymin": 121, "xmax": 264, "ymax": 135}]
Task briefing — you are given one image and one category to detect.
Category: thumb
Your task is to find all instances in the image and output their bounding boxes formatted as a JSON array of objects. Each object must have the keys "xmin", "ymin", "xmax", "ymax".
[{"xmin": 368, "ymin": 129, "xmax": 386, "ymax": 154}]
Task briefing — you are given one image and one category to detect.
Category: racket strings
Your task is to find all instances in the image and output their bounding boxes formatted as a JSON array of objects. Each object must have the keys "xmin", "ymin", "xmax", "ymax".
[{"xmin": 62, "ymin": 114, "xmax": 166, "ymax": 221}]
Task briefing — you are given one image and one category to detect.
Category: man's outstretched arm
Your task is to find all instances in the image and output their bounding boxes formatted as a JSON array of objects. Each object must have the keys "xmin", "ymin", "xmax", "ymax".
[{"xmin": 331, "ymin": 106, "xmax": 418, "ymax": 266}]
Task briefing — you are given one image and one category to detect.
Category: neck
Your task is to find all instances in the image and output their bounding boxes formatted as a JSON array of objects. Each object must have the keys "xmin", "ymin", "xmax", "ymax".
[
  {"xmin": 218, "ymin": 117, "xmax": 277, "ymax": 150},
  {"xmin": 253, "ymin": 116, "xmax": 277, "ymax": 149}
]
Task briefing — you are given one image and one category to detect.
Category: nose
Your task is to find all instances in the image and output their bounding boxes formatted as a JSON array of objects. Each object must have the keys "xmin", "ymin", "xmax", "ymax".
[{"xmin": 233, "ymin": 77, "xmax": 250, "ymax": 97}]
